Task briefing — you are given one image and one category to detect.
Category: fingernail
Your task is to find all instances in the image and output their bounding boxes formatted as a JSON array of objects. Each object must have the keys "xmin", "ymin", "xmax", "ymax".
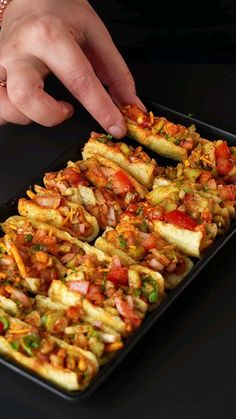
[
  {"xmin": 62, "ymin": 103, "xmax": 74, "ymax": 118},
  {"xmin": 135, "ymin": 97, "xmax": 147, "ymax": 112},
  {"xmin": 108, "ymin": 124, "xmax": 126, "ymax": 139}
]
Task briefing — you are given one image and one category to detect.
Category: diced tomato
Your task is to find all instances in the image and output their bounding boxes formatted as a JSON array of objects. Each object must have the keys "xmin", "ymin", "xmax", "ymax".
[
  {"xmin": 218, "ymin": 185, "xmax": 235, "ymax": 201},
  {"xmin": 165, "ymin": 123, "xmax": 179, "ymax": 136},
  {"xmin": 87, "ymin": 284, "xmax": 104, "ymax": 305},
  {"xmin": 215, "ymin": 142, "xmax": 231, "ymax": 159},
  {"xmin": 180, "ymin": 139, "xmax": 194, "ymax": 150},
  {"xmin": 107, "ymin": 266, "xmax": 128, "ymax": 286},
  {"xmin": 164, "ymin": 210, "xmax": 198, "ymax": 231},
  {"xmin": 142, "ymin": 234, "xmax": 158, "ymax": 251},
  {"xmin": 125, "ymin": 203, "xmax": 139, "ymax": 213},
  {"xmin": 112, "ymin": 170, "xmax": 135, "ymax": 195},
  {"xmin": 198, "ymin": 170, "xmax": 212, "ymax": 183},
  {"xmin": 0, "ymin": 322, "xmax": 4, "ymax": 334},
  {"xmin": 66, "ymin": 306, "xmax": 81, "ymax": 322},
  {"xmin": 216, "ymin": 157, "xmax": 234, "ymax": 175},
  {"xmin": 62, "ymin": 167, "xmax": 88, "ymax": 186},
  {"xmin": 122, "ymin": 105, "xmax": 152, "ymax": 128},
  {"xmin": 67, "ymin": 280, "xmax": 90, "ymax": 295}
]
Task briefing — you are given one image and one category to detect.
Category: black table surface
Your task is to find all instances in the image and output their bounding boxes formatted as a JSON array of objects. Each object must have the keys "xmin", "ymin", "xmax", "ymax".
[{"xmin": 0, "ymin": 59, "xmax": 236, "ymax": 418}]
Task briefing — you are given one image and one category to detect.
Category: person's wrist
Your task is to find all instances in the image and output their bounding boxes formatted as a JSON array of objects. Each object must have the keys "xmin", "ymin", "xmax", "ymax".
[{"xmin": 0, "ymin": 0, "xmax": 12, "ymax": 25}]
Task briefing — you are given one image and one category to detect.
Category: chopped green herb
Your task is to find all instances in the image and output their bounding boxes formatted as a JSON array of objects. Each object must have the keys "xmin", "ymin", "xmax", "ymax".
[
  {"xmin": 0, "ymin": 316, "xmax": 9, "ymax": 331},
  {"xmin": 25, "ymin": 234, "xmax": 33, "ymax": 243},
  {"xmin": 139, "ymin": 220, "xmax": 148, "ymax": 233},
  {"xmin": 136, "ymin": 206, "xmax": 143, "ymax": 216},
  {"xmin": 148, "ymin": 290, "xmax": 158, "ymax": 304},
  {"xmin": 41, "ymin": 314, "xmax": 47, "ymax": 324},
  {"xmin": 100, "ymin": 275, "xmax": 107, "ymax": 292},
  {"xmin": 0, "ymin": 246, "xmax": 6, "ymax": 255},
  {"xmin": 119, "ymin": 235, "xmax": 127, "ymax": 248},
  {"xmin": 133, "ymin": 288, "xmax": 142, "ymax": 297},
  {"xmin": 107, "ymin": 134, "xmax": 113, "ymax": 140},
  {"xmin": 22, "ymin": 334, "xmax": 41, "ymax": 356},
  {"xmin": 11, "ymin": 341, "xmax": 20, "ymax": 350},
  {"xmin": 203, "ymin": 185, "xmax": 209, "ymax": 192},
  {"xmin": 183, "ymin": 188, "xmax": 192, "ymax": 193},
  {"xmin": 187, "ymin": 113, "xmax": 195, "ymax": 117},
  {"xmin": 32, "ymin": 244, "xmax": 43, "ymax": 251},
  {"xmin": 2, "ymin": 280, "xmax": 10, "ymax": 285},
  {"xmin": 97, "ymin": 136, "xmax": 108, "ymax": 144}
]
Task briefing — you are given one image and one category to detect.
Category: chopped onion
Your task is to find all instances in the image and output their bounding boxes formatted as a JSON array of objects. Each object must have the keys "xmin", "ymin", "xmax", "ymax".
[
  {"xmin": 68, "ymin": 280, "xmax": 90, "ymax": 295},
  {"xmin": 60, "ymin": 253, "xmax": 76, "ymax": 264},
  {"xmin": 79, "ymin": 224, "xmax": 85, "ymax": 234},
  {"xmin": 11, "ymin": 289, "xmax": 32, "ymax": 308},
  {"xmin": 100, "ymin": 167, "xmax": 116, "ymax": 178},
  {"xmin": 107, "ymin": 207, "xmax": 116, "ymax": 226},
  {"xmin": 148, "ymin": 258, "xmax": 164, "ymax": 271},
  {"xmin": 111, "ymin": 254, "xmax": 121, "ymax": 268},
  {"xmin": 127, "ymin": 295, "xmax": 134, "ymax": 310},
  {"xmin": 35, "ymin": 194, "xmax": 61, "ymax": 209},
  {"xmin": 166, "ymin": 262, "xmax": 177, "ymax": 273}
]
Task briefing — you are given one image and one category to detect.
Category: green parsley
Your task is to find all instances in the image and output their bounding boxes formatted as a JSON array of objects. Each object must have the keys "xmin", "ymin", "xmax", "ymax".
[
  {"xmin": 11, "ymin": 341, "xmax": 20, "ymax": 350},
  {"xmin": 25, "ymin": 234, "xmax": 33, "ymax": 243},
  {"xmin": 136, "ymin": 206, "xmax": 143, "ymax": 216},
  {"xmin": 148, "ymin": 290, "xmax": 158, "ymax": 304},
  {"xmin": 0, "ymin": 316, "xmax": 9, "ymax": 331},
  {"xmin": 133, "ymin": 289, "xmax": 142, "ymax": 297},
  {"xmin": 107, "ymin": 134, "xmax": 113, "ymax": 140},
  {"xmin": 139, "ymin": 220, "xmax": 148, "ymax": 233},
  {"xmin": 22, "ymin": 334, "xmax": 41, "ymax": 356},
  {"xmin": 119, "ymin": 235, "xmax": 127, "ymax": 248},
  {"xmin": 32, "ymin": 244, "xmax": 43, "ymax": 251},
  {"xmin": 0, "ymin": 246, "xmax": 6, "ymax": 255},
  {"xmin": 97, "ymin": 136, "xmax": 108, "ymax": 144}
]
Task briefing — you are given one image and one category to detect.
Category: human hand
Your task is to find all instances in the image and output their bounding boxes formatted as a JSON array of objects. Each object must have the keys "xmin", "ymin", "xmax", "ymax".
[{"xmin": 0, "ymin": 0, "xmax": 144, "ymax": 137}]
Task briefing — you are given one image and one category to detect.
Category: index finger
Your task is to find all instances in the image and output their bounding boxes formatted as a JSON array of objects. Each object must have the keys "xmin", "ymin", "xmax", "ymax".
[{"xmin": 31, "ymin": 20, "xmax": 127, "ymax": 138}]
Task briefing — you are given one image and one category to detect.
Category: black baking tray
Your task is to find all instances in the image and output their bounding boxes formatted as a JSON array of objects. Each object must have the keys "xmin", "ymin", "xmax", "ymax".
[{"xmin": 0, "ymin": 99, "xmax": 235, "ymax": 402}]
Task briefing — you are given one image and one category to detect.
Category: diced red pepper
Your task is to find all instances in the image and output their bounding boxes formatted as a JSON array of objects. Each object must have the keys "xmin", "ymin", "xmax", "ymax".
[
  {"xmin": 62, "ymin": 167, "xmax": 88, "ymax": 186},
  {"xmin": 107, "ymin": 266, "xmax": 128, "ymax": 286},
  {"xmin": 142, "ymin": 234, "xmax": 158, "ymax": 251},
  {"xmin": 216, "ymin": 157, "xmax": 234, "ymax": 175},
  {"xmin": 215, "ymin": 142, "xmax": 231, "ymax": 159},
  {"xmin": 198, "ymin": 170, "xmax": 212, "ymax": 183},
  {"xmin": 218, "ymin": 185, "xmax": 235, "ymax": 201},
  {"xmin": 164, "ymin": 210, "xmax": 198, "ymax": 231},
  {"xmin": 112, "ymin": 170, "xmax": 135, "ymax": 194}
]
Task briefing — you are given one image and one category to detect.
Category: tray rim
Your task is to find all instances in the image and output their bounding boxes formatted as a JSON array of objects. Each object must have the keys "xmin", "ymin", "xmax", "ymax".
[{"xmin": 0, "ymin": 99, "xmax": 235, "ymax": 402}]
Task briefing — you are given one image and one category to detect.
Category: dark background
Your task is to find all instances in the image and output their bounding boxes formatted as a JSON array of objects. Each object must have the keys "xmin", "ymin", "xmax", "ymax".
[{"xmin": 0, "ymin": 1, "xmax": 236, "ymax": 418}]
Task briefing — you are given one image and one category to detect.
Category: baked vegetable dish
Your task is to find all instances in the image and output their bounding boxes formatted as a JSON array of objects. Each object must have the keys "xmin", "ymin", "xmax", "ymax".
[{"xmin": 0, "ymin": 105, "xmax": 235, "ymax": 392}]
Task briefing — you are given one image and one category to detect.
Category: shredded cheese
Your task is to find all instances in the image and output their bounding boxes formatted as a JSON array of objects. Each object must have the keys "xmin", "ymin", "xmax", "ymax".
[
  {"xmin": 9, "ymin": 329, "xmax": 32, "ymax": 335},
  {"xmin": 200, "ymin": 156, "xmax": 212, "ymax": 165},
  {"xmin": 0, "ymin": 272, "xmax": 7, "ymax": 279},
  {"xmin": 149, "ymin": 111, "xmax": 154, "ymax": 125},
  {"xmin": 4, "ymin": 235, "xmax": 27, "ymax": 277}
]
